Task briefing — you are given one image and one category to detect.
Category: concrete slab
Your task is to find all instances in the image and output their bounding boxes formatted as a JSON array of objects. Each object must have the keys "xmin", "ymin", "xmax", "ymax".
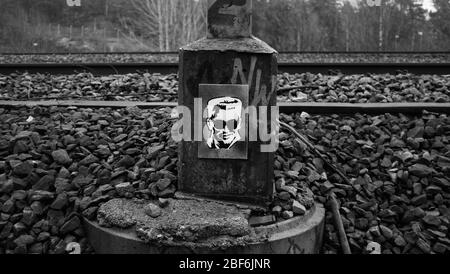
[
  {"xmin": 97, "ymin": 198, "xmax": 257, "ymax": 249},
  {"xmin": 84, "ymin": 199, "xmax": 325, "ymax": 254}
]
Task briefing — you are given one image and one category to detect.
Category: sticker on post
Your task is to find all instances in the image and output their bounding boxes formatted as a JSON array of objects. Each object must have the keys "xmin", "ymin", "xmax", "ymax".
[{"xmin": 198, "ymin": 84, "xmax": 248, "ymax": 159}]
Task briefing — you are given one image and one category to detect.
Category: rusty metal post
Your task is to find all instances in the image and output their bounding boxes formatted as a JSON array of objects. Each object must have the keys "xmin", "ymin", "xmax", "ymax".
[
  {"xmin": 207, "ymin": 0, "xmax": 252, "ymax": 39},
  {"xmin": 178, "ymin": 0, "xmax": 278, "ymax": 206}
]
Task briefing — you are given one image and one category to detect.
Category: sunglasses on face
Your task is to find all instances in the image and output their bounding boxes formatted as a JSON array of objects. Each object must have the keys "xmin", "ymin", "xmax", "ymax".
[{"xmin": 213, "ymin": 119, "xmax": 239, "ymax": 130}]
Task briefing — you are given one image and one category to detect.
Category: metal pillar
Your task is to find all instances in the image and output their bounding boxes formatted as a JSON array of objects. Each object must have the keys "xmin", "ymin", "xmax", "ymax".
[{"xmin": 178, "ymin": 0, "xmax": 278, "ymax": 206}]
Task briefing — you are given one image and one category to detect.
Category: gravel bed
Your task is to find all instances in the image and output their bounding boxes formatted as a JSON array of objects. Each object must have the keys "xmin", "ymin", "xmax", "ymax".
[
  {"xmin": 1, "ymin": 72, "xmax": 450, "ymax": 103},
  {"xmin": 0, "ymin": 54, "xmax": 179, "ymax": 64},
  {"xmin": 278, "ymin": 111, "xmax": 450, "ymax": 254},
  {"xmin": 0, "ymin": 106, "xmax": 177, "ymax": 254},
  {"xmin": 0, "ymin": 73, "xmax": 178, "ymax": 102},
  {"xmin": 1, "ymin": 53, "xmax": 449, "ymax": 64},
  {"xmin": 0, "ymin": 106, "xmax": 449, "ymax": 254},
  {"xmin": 280, "ymin": 53, "xmax": 450, "ymax": 64},
  {"xmin": 0, "ymin": 106, "xmax": 313, "ymax": 254}
]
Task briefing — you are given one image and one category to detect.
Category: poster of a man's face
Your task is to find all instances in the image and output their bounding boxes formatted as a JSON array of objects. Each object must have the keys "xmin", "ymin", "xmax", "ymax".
[
  {"xmin": 198, "ymin": 84, "xmax": 248, "ymax": 160},
  {"xmin": 206, "ymin": 97, "xmax": 242, "ymax": 149}
]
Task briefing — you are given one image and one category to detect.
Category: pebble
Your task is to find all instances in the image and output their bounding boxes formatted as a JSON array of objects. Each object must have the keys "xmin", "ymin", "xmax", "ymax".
[
  {"xmin": 394, "ymin": 236, "xmax": 407, "ymax": 247},
  {"xmin": 117, "ymin": 155, "xmax": 135, "ymax": 168},
  {"xmin": 0, "ymin": 179, "xmax": 13, "ymax": 194},
  {"xmin": 79, "ymin": 154, "xmax": 99, "ymax": 166},
  {"xmin": 432, "ymin": 242, "xmax": 447, "ymax": 254},
  {"xmin": 144, "ymin": 203, "xmax": 162, "ymax": 218},
  {"xmin": 417, "ymin": 238, "xmax": 432, "ymax": 254},
  {"xmin": 115, "ymin": 182, "xmax": 133, "ymax": 197},
  {"xmin": 2, "ymin": 199, "xmax": 15, "ymax": 214},
  {"xmin": 59, "ymin": 217, "xmax": 81, "ymax": 234},
  {"xmin": 292, "ymin": 200, "xmax": 306, "ymax": 216},
  {"xmin": 281, "ymin": 211, "xmax": 294, "ymax": 219},
  {"xmin": 369, "ymin": 226, "xmax": 381, "ymax": 238},
  {"xmin": 411, "ymin": 194, "xmax": 428, "ymax": 206},
  {"xmin": 147, "ymin": 145, "xmax": 165, "ymax": 158},
  {"xmin": 32, "ymin": 175, "xmax": 54, "ymax": 191},
  {"xmin": 21, "ymin": 208, "xmax": 36, "ymax": 226},
  {"xmin": 379, "ymin": 225, "xmax": 394, "ymax": 240},
  {"xmin": 409, "ymin": 164, "xmax": 434, "ymax": 178},
  {"xmin": 423, "ymin": 215, "xmax": 442, "ymax": 227},
  {"xmin": 271, "ymin": 205, "xmax": 282, "ymax": 215},
  {"xmin": 158, "ymin": 198, "xmax": 170, "ymax": 208},
  {"xmin": 13, "ymin": 162, "xmax": 33, "ymax": 177},
  {"xmin": 278, "ymin": 191, "xmax": 291, "ymax": 201},
  {"xmin": 13, "ymin": 234, "xmax": 35, "ymax": 247},
  {"xmin": 51, "ymin": 150, "xmax": 72, "ymax": 166},
  {"xmin": 156, "ymin": 178, "xmax": 172, "ymax": 191},
  {"xmin": 50, "ymin": 193, "xmax": 69, "ymax": 210}
]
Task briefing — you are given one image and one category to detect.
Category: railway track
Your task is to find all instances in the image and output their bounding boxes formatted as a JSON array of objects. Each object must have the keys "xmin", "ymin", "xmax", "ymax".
[
  {"xmin": 2, "ymin": 100, "xmax": 450, "ymax": 115},
  {"xmin": 1, "ymin": 62, "xmax": 450, "ymax": 75},
  {"xmin": 2, "ymin": 50, "xmax": 449, "ymax": 55},
  {"xmin": 2, "ymin": 52, "xmax": 449, "ymax": 256}
]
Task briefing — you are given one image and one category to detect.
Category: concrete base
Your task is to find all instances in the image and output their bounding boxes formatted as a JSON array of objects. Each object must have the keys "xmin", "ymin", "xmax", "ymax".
[{"xmin": 83, "ymin": 203, "xmax": 325, "ymax": 254}]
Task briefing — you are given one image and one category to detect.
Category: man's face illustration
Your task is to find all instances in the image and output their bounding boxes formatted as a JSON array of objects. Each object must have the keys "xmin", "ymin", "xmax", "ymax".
[{"xmin": 206, "ymin": 97, "xmax": 242, "ymax": 149}]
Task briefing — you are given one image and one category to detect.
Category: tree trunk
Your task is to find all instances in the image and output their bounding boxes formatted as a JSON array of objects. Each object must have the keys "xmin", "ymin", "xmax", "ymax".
[
  {"xmin": 378, "ymin": 5, "xmax": 383, "ymax": 51},
  {"xmin": 157, "ymin": 0, "xmax": 164, "ymax": 51}
]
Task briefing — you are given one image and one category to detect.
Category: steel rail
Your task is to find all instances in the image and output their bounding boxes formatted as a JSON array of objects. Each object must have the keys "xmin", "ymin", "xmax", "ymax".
[
  {"xmin": 1, "ymin": 63, "xmax": 450, "ymax": 75},
  {"xmin": 1, "ymin": 51, "xmax": 450, "ymax": 55},
  {"xmin": 2, "ymin": 100, "xmax": 450, "ymax": 115}
]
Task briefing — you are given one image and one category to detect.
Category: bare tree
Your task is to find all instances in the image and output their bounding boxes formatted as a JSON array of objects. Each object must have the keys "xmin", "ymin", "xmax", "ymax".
[{"xmin": 129, "ymin": 0, "xmax": 206, "ymax": 51}]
